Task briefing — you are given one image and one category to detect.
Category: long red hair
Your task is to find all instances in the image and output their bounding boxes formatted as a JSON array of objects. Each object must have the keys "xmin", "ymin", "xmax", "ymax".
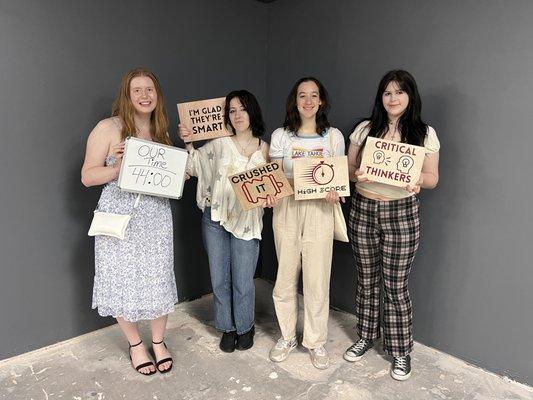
[{"xmin": 111, "ymin": 68, "xmax": 171, "ymax": 145}]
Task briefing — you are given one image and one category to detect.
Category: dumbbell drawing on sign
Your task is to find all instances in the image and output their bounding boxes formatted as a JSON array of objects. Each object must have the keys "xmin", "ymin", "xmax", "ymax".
[{"xmin": 242, "ymin": 175, "xmax": 286, "ymax": 204}]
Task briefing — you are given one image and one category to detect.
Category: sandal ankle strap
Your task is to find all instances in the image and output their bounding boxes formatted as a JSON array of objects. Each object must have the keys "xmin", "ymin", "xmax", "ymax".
[
  {"xmin": 129, "ymin": 339, "xmax": 143, "ymax": 348},
  {"xmin": 152, "ymin": 339, "xmax": 165, "ymax": 345}
]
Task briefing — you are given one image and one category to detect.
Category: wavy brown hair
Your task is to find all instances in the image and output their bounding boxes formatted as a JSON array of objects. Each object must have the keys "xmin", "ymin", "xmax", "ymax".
[
  {"xmin": 283, "ymin": 76, "xmax": 330, "ymax": 136},
  {"xmin": 111, "ymin": 68, "xmax": 171, "ymax": 145}
]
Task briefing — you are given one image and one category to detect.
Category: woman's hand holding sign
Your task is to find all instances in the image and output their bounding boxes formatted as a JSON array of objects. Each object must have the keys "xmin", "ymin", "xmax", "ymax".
[
  {"xmin": 178, "ymin": 124, "xmax": 194, "ymax": 152},
  {"xmin": 354, "ymin": 169, "xmax": 373, "ymax": 184},
  {"xmin": 110, "ymin": 141, "xmax": 125, "ymax": 178},
  {"xmin": 325, "ymin": 190, "xmax": 345, "ymax": 204},
  {"xmin": 263, "ymin": 194, "xmax": 279, "ymax": 208},
  {"xmin": 405, "ymin": 175, "xmax": 423, "ymax": 193}
]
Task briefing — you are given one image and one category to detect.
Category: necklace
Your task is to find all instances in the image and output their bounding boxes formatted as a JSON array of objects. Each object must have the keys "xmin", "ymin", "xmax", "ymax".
[
  {"xmin": 388, "ymin": 121, "xmax": 399, "ymax": 141},
  {"xmin": 135, "ymin": 125, "xmax": 152, "ymax": 140},
  {"xmin": 234, "ymin": 135, "xmax": 254, "ymax": 155}
]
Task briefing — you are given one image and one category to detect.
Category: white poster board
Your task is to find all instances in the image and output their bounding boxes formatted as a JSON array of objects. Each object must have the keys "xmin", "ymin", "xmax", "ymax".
[{"xmin": 117, "ymin": 137, "xmax": 188, "ymax": 199}]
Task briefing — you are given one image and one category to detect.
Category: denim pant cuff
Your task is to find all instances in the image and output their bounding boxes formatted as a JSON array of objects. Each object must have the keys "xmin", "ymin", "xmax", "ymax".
[{"xmin": 237, "ymin": 323, "xmax": 254, "ymax": 336}]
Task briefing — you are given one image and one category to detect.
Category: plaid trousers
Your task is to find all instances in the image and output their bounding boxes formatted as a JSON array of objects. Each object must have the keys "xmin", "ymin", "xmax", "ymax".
[{"xmin": 348, "ymin": 192, "xmax": 420, "ymax": 357}]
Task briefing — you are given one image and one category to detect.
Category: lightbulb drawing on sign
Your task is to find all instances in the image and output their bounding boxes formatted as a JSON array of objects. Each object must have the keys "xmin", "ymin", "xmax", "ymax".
[
  {"xmin": 396, "ymin": 155, "xmax": 414, "ymax": 174},
  {"xmin": 372, "ymin": 150, "xmax": 391, "ymax": 166}
]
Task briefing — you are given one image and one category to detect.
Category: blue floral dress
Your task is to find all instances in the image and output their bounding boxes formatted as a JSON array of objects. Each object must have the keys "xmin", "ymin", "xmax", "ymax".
[{"xmin": 92, "ymin": 156, "xmax": 178, "ymax": 322}]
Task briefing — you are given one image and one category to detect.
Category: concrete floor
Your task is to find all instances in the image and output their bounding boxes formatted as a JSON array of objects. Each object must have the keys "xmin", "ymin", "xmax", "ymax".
[{"xmin": 1, "ymin": 279, "xmax": 532, "ymax": 400}]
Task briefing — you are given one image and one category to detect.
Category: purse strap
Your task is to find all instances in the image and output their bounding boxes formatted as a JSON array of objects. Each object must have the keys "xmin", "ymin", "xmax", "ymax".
[
  {"xmin": 131, "ymin": 193, "xmax": 141, "ymax": 214},
  {"xmin": 95, "ymin": 193, "xmax": 141, "ymax": 216},
  {"xmin": 327, "ymin": 127, "xmax": 334, "ymax": 157}
]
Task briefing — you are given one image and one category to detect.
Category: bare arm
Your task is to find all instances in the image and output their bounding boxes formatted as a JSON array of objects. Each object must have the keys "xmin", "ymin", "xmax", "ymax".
[
  {"xmin": 347, "ymin": 143, "xmax": 360, "ymax": 182},
  {"xmin": 405, "ymin": 152, "xmax": 439, "ymax": 193},
  {"xmin": 347, "ymin": 142, "xmax": 373, "ymax": 184},
  {"xmin": 81, "ymin": 120, "xmax": 122, "ymax": 187},
  {"xmin": 178, "ymin": 124, "xmax": 195, "ymax": 152},
  {"xmin": 261, "ymin": 141, "xmax": 270, "ymax": 162}
]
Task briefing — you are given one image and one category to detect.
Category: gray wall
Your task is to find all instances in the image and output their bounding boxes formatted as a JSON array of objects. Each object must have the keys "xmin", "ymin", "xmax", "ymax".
[
  {"xmin": 261, "ymin": 0, "xmax": 533, "ymax": 386},
  {"xmin": 2, "ymin": 0, "xmax": 532, "ymax": 388},
  {"xmin": 0, "ymin": 0, "xmax": 268, "ymax": 360}
]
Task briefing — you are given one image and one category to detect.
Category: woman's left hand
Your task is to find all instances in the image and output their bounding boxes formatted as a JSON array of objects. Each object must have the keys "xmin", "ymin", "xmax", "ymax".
[
  {"xmin": 325, "ymin": 190, "xmax": 345, "ymax": 204},
  {"xmin": 405, "ymin": 175, "xmax": 423, "ymax": 194},
  {"xmin": 263, "ymin": 194, "xmax": 279, "ymax": 208}
]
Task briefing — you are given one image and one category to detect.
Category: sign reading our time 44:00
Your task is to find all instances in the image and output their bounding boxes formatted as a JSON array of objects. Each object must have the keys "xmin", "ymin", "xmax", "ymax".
[
  {"xmin": 359, "ymin": 137, "xmax": 426, "ymax": 188},
  {"xmin": 117, "ymin": 137, "xmax": 189, "ymax": 199},
  {"xmin": 293, "ymin": 156, "xmax": 350, "ymax": 200}
]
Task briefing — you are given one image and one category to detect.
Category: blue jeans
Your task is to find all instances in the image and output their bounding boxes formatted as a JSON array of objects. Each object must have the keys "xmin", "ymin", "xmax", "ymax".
[{"xmin": 202, "ymin": 208, "xmax": 259, "ymax": 334}]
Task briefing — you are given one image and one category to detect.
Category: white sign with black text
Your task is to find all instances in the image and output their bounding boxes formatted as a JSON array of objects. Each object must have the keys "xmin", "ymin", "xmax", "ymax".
[{"xmin": 118, "ymin": 137, "xmax": 188, "ymax": 199}]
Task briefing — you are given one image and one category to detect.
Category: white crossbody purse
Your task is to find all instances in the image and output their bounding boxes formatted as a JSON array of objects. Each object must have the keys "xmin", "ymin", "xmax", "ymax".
[{"xmin": 88, "ymin": 194, "xmax": 141, "ymax": 240}]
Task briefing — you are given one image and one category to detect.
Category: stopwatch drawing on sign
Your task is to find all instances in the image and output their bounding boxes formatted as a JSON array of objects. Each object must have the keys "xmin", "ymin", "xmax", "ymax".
[{"xmin": 302, "ymin": 160, "xmax": 335, "ymax": 185}]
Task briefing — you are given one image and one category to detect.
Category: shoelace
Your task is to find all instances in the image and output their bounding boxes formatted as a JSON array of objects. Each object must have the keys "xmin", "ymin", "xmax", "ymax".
[
  {"xmin": 349, "ymin": 339, "xmax": 369, "ymax": 353},
  {"xmin": 314, "ymin": 346, "xmax": 326, "ymax": 356},
  {"xmin": 275, "ymin": 339, "xmax": 293, "ymax": 349},
  {"xmin": 394, "ymin": 357, "xmax": 407, "ymax": 370}
]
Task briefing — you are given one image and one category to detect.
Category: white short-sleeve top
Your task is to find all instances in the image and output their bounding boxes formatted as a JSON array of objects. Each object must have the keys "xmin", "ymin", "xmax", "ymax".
[
  {"xmin": 186, "ymin": 136, "xmax": 267, "ymax": 240},
  {"xmin": 269, "ymin": 127, "xmax": 345, "ymax": 179},
  {"xmin": 350, "ymin": 120, "xmax": 440, "ymax": 199}
]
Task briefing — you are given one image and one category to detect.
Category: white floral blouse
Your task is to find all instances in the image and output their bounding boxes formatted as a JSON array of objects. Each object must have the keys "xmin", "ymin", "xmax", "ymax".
[{"xmin": 186, "ymin": 136, "xmax": 267, "ymax": 240}]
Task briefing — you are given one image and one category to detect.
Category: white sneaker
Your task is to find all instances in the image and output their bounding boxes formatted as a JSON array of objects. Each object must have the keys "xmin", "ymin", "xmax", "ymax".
[
  {"xmin": 309, "ymin": 346, "xmax": 329, "ymax": 370},
  {"xmin": 269, "ymin": 337, "xmax": 297, "ymax": 362}
]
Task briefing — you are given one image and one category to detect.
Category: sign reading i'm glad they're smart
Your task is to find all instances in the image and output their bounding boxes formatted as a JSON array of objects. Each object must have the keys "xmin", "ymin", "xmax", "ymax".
[
  {"xmin": 117, "ymin": 137, "xmax": 188, "ymax": 199},
  {"xmin": 177, "ymin": 97, "xmax": 233, "ymax": 143}
]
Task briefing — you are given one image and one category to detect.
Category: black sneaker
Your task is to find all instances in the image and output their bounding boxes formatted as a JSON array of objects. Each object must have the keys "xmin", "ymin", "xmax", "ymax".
[
  {"xmin": 391, "ymin": 355, "xmax": 411, "ymax": 381},
  {"xmin": 235, "ymin": 326, "xmax": 255, "ymax": 351},
  {"xmin": 343, "ymin": 339, "xmax": 373, "ymax": 362},
  {"xmin": 219, "ymin": 331, "xmax": 237, "ymax": 353}
]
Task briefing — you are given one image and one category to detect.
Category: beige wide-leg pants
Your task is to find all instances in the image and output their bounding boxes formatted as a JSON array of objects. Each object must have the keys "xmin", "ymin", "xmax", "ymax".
[{"xmin": 272, "ymin": 195, "xmax": 334, "ymax": 349}]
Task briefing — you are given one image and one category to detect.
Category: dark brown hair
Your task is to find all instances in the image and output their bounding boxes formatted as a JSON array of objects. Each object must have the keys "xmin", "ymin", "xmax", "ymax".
[
  {"xmin": 283, "ymin": 77, "xmax": 330, "ymax": 135},
  {"xmin": 224, "ymin": 90, "xmax": 265, "ymax": 137}
]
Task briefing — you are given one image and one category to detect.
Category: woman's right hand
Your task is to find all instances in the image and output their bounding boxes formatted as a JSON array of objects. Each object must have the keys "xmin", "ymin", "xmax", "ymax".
[
  {"xmin": 110, "ymin": 142, "xmax": 125, "ymax": 177},
  {"xmin": 354, "ymin": 169, "xmax": 373, "ymax": 183},
  {"xmin": 178, "ymin": 124, "xmax": 194, "ymax": 151}
]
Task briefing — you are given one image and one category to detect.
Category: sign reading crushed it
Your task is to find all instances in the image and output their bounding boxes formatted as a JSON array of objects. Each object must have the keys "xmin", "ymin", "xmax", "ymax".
[{"xmin": 228, "ymin": 161, "xmax": 293, "ymax": 211}]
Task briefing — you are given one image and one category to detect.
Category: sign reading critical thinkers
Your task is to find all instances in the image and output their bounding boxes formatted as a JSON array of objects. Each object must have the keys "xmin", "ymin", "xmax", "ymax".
[
  {"xmin": 228, "ymin": 161, "xmax": 293, "ymax": 211},
  {"xmin": 359, "ymin": 137, "xmax": 426, "ymax": 187},
  {"xmin": 177, "ymin": 97, "xmax": 232, "ymax": 142}
]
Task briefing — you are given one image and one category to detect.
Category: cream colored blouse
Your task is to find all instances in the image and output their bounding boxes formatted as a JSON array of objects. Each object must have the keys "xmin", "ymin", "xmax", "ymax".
[{"xmin": 186, "ymin": 137, "xmax": 267, "ymax": 240}]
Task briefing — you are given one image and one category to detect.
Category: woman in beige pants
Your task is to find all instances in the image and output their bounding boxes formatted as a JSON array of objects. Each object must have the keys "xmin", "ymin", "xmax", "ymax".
[{"xmin": 266, "ymin": 77, "xmax": 345, "ymax": 369}]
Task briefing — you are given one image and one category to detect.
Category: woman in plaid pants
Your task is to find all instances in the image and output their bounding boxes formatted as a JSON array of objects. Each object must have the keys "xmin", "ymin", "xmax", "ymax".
[{"xmin": 344, "ymin": 70, "xmax": 440, "ymax": 380}]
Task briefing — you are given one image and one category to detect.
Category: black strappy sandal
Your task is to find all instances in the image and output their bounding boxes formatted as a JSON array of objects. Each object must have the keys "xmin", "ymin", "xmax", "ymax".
[
  {"xmin": 152, "ymin": 340, "xmax": 173, "ymax": 373},
  {"xmin": 129, "ymin": 340, "xmax": 156, "ymax": 376}
]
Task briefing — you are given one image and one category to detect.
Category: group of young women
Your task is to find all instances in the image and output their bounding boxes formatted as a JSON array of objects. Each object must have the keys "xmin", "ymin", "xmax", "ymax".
[{"xmin": 81, "ymin": 67, "xmax": 440, "ymax": 381}]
